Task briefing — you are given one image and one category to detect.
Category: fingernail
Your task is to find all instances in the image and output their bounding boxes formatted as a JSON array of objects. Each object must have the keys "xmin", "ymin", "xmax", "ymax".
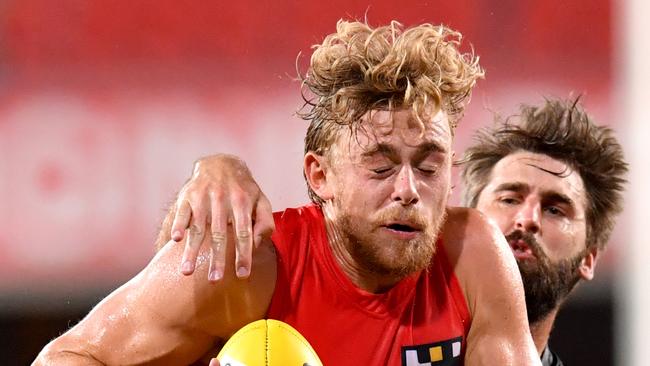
[
  {"xmin": 209, "ymin": 270, "xmax": 222, "ymax": 282},
  {"xmin": 172, "ymin": 230, "xmax": 182, "ymax": 241},
  {"xmin": 181, "ymin": 261, "xmax": 193, "ymax": 273},
  {"xmin": 237, "ymin": 266, "xmax": 249, "ymax": 278}
]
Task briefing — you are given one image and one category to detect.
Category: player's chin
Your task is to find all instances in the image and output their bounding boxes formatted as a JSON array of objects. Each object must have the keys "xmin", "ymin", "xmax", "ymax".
[{"xmin": 382, "ymin": 243, "xmax": 434, "ymax": 275}]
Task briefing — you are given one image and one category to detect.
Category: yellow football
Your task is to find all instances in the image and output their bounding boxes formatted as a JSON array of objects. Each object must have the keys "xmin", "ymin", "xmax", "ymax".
[{"xmin": 216, "ymin": 319, "xmax": 323, "ymax": 366}]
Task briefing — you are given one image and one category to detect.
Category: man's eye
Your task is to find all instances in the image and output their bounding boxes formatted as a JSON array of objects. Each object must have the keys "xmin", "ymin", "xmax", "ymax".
[
  {"xmin": 418, "ymin": 167, "xmax": 437, "ymax": 175},
  {"xmin": 544, "ymin": 206, "xmax": 565, "ymax": 216},
  {"xmin": 371, "ymin": 167, "xmax": 392, "ymax": 174},
  {"xmin": 499, "ymin": 197, "xmax": 519, "ymax": 205}
]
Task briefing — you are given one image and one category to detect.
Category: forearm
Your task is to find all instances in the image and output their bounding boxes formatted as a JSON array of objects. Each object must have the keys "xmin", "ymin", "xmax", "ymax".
[{"xmin": 33, "ymin": 282, "xmax": 217, "ymax": 366}]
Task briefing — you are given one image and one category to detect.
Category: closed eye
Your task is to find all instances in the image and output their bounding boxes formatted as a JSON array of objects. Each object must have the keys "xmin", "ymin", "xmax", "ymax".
[
  {"xmin": 418, "ymin": 167, "xmax": 437, "ymax": 175},
  {"xmin": 371, "ymin": 167, "xmax": 393, "ymax": 175}
]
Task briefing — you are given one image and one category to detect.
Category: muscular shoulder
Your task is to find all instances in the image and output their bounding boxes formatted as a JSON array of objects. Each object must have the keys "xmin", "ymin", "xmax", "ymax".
[
  {"xmin": 440, "ymin": 206, "xmax": 522, "ymax": 314},
  {"xmin": 440, "ymin": 207, "xmax": 539, "ymax": 364},
  {"xmin": 441, "ymin": 207, "xmax": 505, "ymax": 262}
]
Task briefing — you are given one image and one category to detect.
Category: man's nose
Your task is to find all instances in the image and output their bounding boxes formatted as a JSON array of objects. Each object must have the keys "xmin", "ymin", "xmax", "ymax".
[
  {"xmin": 514, "ymin": 200, "xmax": 541, "ymax": 234},
  {"xmin": 391, "ymin": 165, "xmax": 420, "ymax": 206}
]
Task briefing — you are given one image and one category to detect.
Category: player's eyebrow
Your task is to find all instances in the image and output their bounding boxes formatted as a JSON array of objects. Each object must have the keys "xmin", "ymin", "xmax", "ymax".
[
  {"xmin": 361, "ymin": 142, "xmax": 445, "ymax": 159},
  {"xmin": 493, "ymin": 182, "xmax": 576, "ymax": 208}
]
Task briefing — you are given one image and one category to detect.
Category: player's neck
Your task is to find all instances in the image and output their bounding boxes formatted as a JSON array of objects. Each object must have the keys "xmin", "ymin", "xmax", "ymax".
[{"xmin": 529, "ymin": 307, "xmax": 559, "ymax": 356}]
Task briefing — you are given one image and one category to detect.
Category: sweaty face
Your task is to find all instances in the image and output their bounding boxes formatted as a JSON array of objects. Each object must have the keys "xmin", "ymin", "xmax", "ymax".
[
  {"xmin": 475, "ymin": 151, "xmax": 590, "ymax": 323},
  {"xmin": 324, "ymin": 108, "xmax": 452, "ymax": 277}
]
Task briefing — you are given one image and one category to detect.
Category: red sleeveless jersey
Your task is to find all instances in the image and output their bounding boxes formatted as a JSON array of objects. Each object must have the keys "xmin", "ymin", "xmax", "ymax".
[{"xmin": 267, "ymin": 205, "xmax": 471, "ymax": 366}]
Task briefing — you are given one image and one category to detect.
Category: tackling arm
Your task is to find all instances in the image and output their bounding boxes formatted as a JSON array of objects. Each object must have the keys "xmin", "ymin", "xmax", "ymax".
[
  {"xmin": 444, "ymin": 207, "xmax": 541, "ymax": 366},
  {"xmin": 34, "ymin": 213, "xmax": 276, "ymax": 365}
]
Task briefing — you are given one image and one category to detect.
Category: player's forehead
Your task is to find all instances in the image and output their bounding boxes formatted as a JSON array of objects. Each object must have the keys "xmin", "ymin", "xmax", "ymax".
[
  {"xmin": 336, "ymin": 108, "xmax": 452, "ymax": 155},
  {"xmin": 488, "ymin": 151, "xmax": 587, "ymax": 209}
]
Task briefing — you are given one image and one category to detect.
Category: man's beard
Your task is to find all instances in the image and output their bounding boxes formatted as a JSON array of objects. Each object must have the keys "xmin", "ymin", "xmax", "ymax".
[
  {"xmin": 336, "ymin": 205, "xmax": 446, "ymax": 278},
  {"xmin": 506, "ymin": 230, "xmax": 584, "ymax": 325}
]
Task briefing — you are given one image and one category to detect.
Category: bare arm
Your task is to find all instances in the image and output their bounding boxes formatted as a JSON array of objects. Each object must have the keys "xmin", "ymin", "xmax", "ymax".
[
  {"xmin": 34, "ymin": 214, "xmax": 277, "ymax": 366},
  {"xmin": 444, "ymin": 207, "xmax": 541, "ymax": 366}
]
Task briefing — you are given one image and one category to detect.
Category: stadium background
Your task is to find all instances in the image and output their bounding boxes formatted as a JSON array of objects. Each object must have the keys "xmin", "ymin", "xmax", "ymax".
[{"xmin": 0, "ymin": 0, "xmax": 643, "ymax": 364}]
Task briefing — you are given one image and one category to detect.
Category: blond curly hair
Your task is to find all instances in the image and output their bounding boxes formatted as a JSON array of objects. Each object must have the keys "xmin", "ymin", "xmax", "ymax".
[{"xmin": 301, "ymin": 19, "xmax": 484, "ymax": 204}]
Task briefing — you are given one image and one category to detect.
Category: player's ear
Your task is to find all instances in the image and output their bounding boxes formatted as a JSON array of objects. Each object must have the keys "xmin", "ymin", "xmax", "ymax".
[
  {"xmin": 304, "ymin": 152, "xmax": 334, "ymax": 201},
  {"xmin": 578, "ymin": 246, "xmax": 599, "ymax": 280}
]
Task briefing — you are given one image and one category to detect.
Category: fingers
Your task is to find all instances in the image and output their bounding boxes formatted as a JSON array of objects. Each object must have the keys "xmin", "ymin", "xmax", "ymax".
[
  {"xmin": 203, "ymin": 190, "xmax": 270, "ymax": 281},
  {"xmin": 209, "ymin": 358, "xmax": 220, "ymax": 366},
  {"xmin": 171, "ymin": 199, "xmax": 192, "ymax": 242},
  {"xmin": 172, "ymin": 155, "xmax": 270, "ymax": 282},
  {"xmin": 180, "ymin": 207, "xmax": 208, "ymax": 276},
  {"xmin": 232, "ymin": 190, "xmax": 253, "ymax": 279},
  {"xmin": 252, "ymin": 194, "xmax": 275, "ymax": 249},
  {"xmin": 208, "ymin": 192, "xmax": 228, "ymax": 282}
]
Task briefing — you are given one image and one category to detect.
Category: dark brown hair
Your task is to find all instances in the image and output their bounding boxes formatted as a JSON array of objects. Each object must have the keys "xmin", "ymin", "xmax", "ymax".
[
  {"xmin": 460, "ymin": 97, "xmax": 628, "ymax": 250},
  {"xmin": 300, "ymin": 19, "xmax": 484, "ymax": 204}
]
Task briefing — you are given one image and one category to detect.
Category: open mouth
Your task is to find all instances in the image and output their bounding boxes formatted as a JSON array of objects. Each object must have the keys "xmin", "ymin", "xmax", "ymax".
[
  {"xmin": 509, "ymin": 239, "xmax": 535, "ymax": 259},
  {"xmin": 386, "ymin": 223, "xmax": 418, "ymax": 232}
]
